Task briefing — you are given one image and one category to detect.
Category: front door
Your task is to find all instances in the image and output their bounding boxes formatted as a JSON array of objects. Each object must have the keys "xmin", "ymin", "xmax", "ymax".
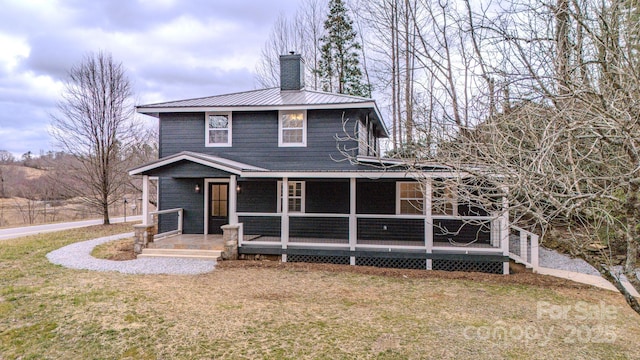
[{"xmin": 208, "ymin": 183, "xmax": 228, "ymax": 234}]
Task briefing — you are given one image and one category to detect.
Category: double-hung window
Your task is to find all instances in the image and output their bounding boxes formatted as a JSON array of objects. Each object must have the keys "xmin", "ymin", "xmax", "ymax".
[
  {"xmin": 277, "ymin": 181, "xmax": 305, "ymax": 213},
  {"xmin": 432, "ymin": 180, "xmax": 458, "ymax": 216},
  {"xmin": 206, "ymin": 112, "xmax": 232, "ymax": 147},
  {"xmin": 397, "ymin": 182, "xmax": 425, "ymax": 215},
  {"xmin": 279, "ymin": 110, "xmax": 306, "ymax": 147}
]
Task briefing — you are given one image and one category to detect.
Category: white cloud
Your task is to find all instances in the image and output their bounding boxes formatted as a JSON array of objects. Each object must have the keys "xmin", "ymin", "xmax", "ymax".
[
  {"xmin": 0, "ymin": 0, "xmax": 301, "ymax": 156},
  {"xmin": 0, "ymin": 34, "xmax": 30, "ymax": 72}
]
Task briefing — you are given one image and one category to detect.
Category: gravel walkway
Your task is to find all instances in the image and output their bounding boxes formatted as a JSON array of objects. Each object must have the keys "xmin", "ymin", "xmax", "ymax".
[
  {"xmin": 46, "ymin": 232, "xmax": 216, "ymax": 275},
  {"xmin": 539, "ymin": 246, "xmax": 600, "ymax": 276},
  {"xmin": 47, "ymin": 232, "xmax": 608, "ymax": 278}
]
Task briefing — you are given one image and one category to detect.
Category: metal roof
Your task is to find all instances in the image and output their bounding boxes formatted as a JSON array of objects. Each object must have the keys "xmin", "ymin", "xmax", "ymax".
[
  {"xmin": 139, "ymin": 87, "xmax": 375, "ymax": 108},
  {"xmin": 137, "ymin": 87, "xmax": 389, "ymax": 138}
]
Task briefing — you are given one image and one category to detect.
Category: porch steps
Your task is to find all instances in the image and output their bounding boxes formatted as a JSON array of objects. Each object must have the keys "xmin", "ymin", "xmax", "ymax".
[{"xmin": 138, "ymin": 248, "xmax": 222, "ymax": 260}]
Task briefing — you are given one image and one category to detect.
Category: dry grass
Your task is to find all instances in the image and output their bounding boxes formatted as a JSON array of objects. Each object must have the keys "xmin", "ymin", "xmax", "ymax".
[
  {"xmin": 2, "ymin": 226, "xmax": 640, "ymax": 359},
  {"xmin": 91, "ymin": 237, "xmax": 136, "ymax": 261}
]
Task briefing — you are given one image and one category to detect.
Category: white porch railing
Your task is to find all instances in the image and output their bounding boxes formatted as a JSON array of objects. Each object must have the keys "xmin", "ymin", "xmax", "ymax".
[
  {"xmin": 236, "ymin": 212, "xmax": 506, "ymax": 254},
  {"xmin": 151, "ymin": 208, "xmax": 183, "ymax": 239},
  {"xmin": 508, "ymin": 225, "xmax": 539, "ymax": 271}
]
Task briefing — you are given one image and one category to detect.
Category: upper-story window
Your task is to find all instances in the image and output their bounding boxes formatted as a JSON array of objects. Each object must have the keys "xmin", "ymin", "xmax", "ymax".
[
  {"xmin": 206, "ymin": 112, "xmax": 232, "ymax": 147},
  {"xmin": 279, "ymin": 110, "xmax": 307, "ymax": 147}
]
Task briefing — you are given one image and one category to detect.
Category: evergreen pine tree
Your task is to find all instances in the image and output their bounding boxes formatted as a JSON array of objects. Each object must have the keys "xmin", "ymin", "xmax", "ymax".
[{"xmin": 317, "ymin": 0, "xmax": 370, "ymax": 97}]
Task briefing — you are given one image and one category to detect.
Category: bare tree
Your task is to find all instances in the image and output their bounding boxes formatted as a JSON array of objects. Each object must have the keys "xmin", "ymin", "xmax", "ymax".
[
  {"xmin": 255, "ymin": 0, "xmax": 327, "ymax": 89},
  {"xmin": 427, "ymin": 0, "xmax": 640, "ymax": 313},
  {"xmin": 50, "ymin": 51, "xmax": 138, "ymax": 225}
]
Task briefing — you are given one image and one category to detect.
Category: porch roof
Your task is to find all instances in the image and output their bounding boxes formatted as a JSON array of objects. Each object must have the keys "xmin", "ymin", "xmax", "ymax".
[
  {"xmin": 128, "ymin": 151, "xmax": 267, "ymax": 176},
  {"xmin": 129, "ymin": 152, "xmax": 466, "ymax": 179}
]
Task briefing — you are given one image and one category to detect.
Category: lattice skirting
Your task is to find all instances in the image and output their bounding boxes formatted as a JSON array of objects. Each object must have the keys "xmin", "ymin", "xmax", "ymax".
[
  {"xmin": 287, "ymin": 254, "xmax": 351, "ymax": 265},
  {"xmin": 356, "ymin": 257, "xmax": 426, "ymax": 270},
  {"xmin": 432, "ymin": 259, "xmax": 503, "ymax": 274},
  {"xmin": 286, "ymin": 254, "xmax": 503, "ymax": 274}
]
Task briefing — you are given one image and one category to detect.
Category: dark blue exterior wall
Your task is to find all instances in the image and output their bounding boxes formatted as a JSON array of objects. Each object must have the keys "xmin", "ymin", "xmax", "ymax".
[
  {"xmin": 357, "ymin": 180, "xmax": 396, "ymax": 214},
  {"xmin": 148, "ymin": 161, "xmax": 233, "ymax": 178},
  {"xmin": 159, "ymin": 109, "xmax": 362, "ymax": 170},
  {"xmin": 158, "ymin": 177, "xmax": 205, "ymax": 234}
]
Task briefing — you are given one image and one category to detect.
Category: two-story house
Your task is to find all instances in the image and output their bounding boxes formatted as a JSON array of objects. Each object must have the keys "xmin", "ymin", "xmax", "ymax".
[{"xmin": 129, "ymin": 54, "xmax": 537, "ymax": 274}]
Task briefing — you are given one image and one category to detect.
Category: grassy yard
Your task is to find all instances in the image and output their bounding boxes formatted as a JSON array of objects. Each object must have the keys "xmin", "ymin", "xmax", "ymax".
[{"xmin": 1, "ymin": 225, "xmax": 640, "ymax": 359}]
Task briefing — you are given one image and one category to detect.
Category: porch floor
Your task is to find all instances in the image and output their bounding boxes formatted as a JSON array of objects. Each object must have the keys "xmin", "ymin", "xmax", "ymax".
[{"xmin": 149, "ymin": 234, "xmax": 225, "ymax": 250}]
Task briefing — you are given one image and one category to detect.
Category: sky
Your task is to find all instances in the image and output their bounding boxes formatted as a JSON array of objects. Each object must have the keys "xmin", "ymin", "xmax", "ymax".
[{"xmin": 0, "ymin": 0, "xmax": 299, "ymax": 158}]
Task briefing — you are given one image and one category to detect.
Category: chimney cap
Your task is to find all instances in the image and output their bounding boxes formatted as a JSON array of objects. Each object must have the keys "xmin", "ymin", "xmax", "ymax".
[{"xmin": 289, "ymin": 51, "xmax": 295, "ymax": 55}]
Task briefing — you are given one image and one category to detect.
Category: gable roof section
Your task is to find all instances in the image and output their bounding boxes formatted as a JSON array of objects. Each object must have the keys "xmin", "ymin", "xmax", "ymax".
[
  {"xmin": 128, "ymin": 151, "xmax": 267, "ymax": 176},
  {"xmin": 137, "ymin": 87, "xmax": 389, "ymax": 138}
]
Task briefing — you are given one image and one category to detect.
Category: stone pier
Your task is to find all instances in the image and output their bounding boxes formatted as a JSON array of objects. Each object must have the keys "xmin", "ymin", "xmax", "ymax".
[
  {"xmin": 133, "ymin": 224, "xmax": 157, "ymax": 254},
  {"xmin": 220, "ymin": 224, "xmax": 239, "ymax": 260}
]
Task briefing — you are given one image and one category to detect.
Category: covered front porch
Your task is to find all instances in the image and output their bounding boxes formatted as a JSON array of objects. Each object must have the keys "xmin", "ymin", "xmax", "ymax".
[{"xmin": 129, "ymin": 152, "xmax": 541, "ymax": 274}]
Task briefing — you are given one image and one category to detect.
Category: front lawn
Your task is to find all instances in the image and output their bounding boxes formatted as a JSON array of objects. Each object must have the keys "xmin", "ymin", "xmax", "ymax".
[{"xmin": 1, "ymin": 225, "xmax": 640, "ymax": 359}]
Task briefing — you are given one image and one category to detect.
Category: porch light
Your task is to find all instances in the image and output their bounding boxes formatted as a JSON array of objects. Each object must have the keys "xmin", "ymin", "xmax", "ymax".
[
  {"xmin": 194, "ymin": 184, "xmax": 201, "ymax": 193},
  {"xmin": 236, "ymin": 184, "xmax": 241, "ymax": 193}
]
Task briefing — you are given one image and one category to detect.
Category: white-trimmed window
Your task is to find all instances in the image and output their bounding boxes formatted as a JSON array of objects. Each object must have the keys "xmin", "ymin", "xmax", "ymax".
[
  {"xmin": 432, "ymin": 180, "xmax": 458, "ymax": 216},
  {"xmin": 277, "ymin": 181, "xmax": 305, "ymax": 213},
  {"xmin": 397, "ymin": 182, "xmax": 425, "ymax": 215},
  {"xmin": 278, "ymin": 110, "xmax": 307, "ymax": 147},
  {"xmin": 206, "ymin": 112, "xmax": 232, "ymax": 147}
]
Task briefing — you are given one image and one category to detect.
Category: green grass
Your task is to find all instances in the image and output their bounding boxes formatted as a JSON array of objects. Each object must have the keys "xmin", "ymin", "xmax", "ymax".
[{"xmin": 1, "ymin": 224, "xmax": 640, "ymax": 359}]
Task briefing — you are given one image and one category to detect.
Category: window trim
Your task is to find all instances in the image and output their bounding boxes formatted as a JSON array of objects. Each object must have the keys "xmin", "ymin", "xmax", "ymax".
[
  {"xmin": 278, "ymin": 110, "xmax": 307, "ymax": 147},
  {"xmin": 431, "ymin": 179, "xmax": 458, "ymax": 216},
  {"xmin": 277, "ymin": 180, "xmax": 306, "ymax": 213},
  {"xmin": 205, "ymin": 111, "xmax": 232, "ymax": 147},
  {"xmin": 396, "ymin": 181, "xmax": 426, "ymax": 215}
]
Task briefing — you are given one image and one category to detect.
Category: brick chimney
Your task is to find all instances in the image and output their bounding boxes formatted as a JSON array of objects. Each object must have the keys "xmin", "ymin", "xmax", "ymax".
[{"xmin": 280, "ymin": 52, "xmax": 305, "ymax": 91}]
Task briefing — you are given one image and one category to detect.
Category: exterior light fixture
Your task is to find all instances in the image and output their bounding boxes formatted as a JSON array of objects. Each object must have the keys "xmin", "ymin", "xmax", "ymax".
[
  {"xmin": 236, "ymin": 184, "xmax": 241, "ymax": 193},
  {"xmin": 194, "ymin": 184, "xmax": 201, "ymax": 193}
]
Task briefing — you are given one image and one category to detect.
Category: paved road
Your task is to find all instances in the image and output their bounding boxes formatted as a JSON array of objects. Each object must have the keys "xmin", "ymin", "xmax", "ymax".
[{"xmin": 0, "ymin": 215, "xmax": 142, "ymax": 241}]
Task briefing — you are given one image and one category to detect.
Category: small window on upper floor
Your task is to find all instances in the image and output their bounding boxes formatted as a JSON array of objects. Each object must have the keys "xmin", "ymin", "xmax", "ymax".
[
  {"xmin": 279, "ymin": 110, "xmax": 307, "ymax": 147},
  {"xmin": 206, "ymin": 112, "xmax": 232, "ymax": 147}
]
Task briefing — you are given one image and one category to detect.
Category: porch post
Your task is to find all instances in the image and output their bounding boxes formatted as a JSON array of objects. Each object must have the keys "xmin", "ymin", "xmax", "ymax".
[
  {"xmin": 500, "ymin": 186, "xmax": 510, "ymax": 275},
  {"xmin": 229, "ymin": 175, "xmax": 238, "ymax": 224},
  {"xmin": 349, "ymin": 177, "xmax": 357, "ymax": 266},
  {"xmin": 281, "ymin": 177, "xmax": 289, "ymax": 262},
  {"xmin": 425, "ymin": 178, "xmax": 433, "ymax": 270},
  {"xmin": 142, "ymin": 175, "xmax": 150, "ymax": 225}
]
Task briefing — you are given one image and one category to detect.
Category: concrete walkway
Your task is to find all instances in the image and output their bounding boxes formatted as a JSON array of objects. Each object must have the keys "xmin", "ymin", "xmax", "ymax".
[
  {"xmin": 0, "ymin": 215, "xmax": 142, "ymax": 241},
  {"xmin": 536, "ymin": 266, "xmax": 640, "ymax": 296}
]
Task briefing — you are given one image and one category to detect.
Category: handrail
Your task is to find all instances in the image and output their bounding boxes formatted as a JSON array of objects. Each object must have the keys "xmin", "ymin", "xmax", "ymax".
[
  {"xmin": 151, "ymin": 208, "xmax": 183, "ymax": 239},
  {"xmin": 151, "ymin": 208, "xmax": 184, "ymax": 216},
  {"xmin": 508, "ymin": 225, "xmax": 539, "ymax": 271}
]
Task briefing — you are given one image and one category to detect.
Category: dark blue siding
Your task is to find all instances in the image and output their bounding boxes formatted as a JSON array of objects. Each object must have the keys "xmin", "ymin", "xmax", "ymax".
[
  {"xmin": 159, "ymin": 109, "xmax": 361, "ymax": 170},
  {"xmin": 433, "ymin": 219, "xmax": 491, "ymax": 244},
  {"xmin": 240, "ymin": 216, "xmax": 281, "ymax": 237},
  {"xmin": 158, "ymin": 178, "xmax": 204, "ymax": 234},
  {"xmin": 306, "ymin": 180, "xmax": 349, "ymax": 214},
  {"xmin": 147, "ymin": 160, "xmax": 233, "ymax": 178},
  {"xmin": 357, "ymin": 218, "xmax": 424, "ymax": 241},
  {"xmin": 290, "ymin": 217, "xmax": 349, "ymax": 239},
  {"xmin": 237, "ymin": 180, "xmax": 277, "ymax": 213},
  {"xmin": 357, "ymin": 180, "xmax": 396, "ymax": 214}
]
